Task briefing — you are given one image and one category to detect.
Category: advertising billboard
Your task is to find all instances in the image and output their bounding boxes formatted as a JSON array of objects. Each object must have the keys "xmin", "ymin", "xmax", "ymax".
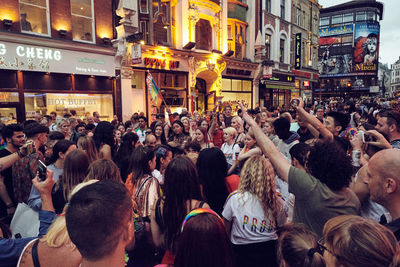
[
  {"xmin": 353, "ymin": 22, "xmax": 380, "ymax": 75},
  {"xmin": 295, "ymin": 33, "xmax": 302, "ymax": 69},
  {"xmin": 319, "ymin": 24, "xmax": 353, "ymax": 37}
]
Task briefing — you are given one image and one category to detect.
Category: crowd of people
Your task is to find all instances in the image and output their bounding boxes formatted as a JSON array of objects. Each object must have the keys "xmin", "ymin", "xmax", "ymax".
[{"xmin": 1, "ymin": 96, "xmax": 400, "ymax": 267}]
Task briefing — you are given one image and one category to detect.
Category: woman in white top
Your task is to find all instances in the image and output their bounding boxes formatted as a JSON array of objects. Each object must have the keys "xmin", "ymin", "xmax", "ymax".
[
  {"xmin": 220, "ymin": 127, "xmax": 240, "ymax": 175},
  {"xmin": 222, "ymin": 155, "xmax": 287, "ymax": 267}
]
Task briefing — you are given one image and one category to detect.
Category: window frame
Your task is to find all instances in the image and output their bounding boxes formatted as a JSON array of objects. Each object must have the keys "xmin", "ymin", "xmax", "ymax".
[
  {"xmin": 19, "ymin": 0, "xmax": 51, "ymax": 37},
  {"xmin": 331, "ymin": 14, "xmax": 343, "ymax": 25},
  {"xmin": 140, "ymin": 0, "xmax": 149, "ymax": 14},
  {"xmin": 280, "ymin": 38, "xmax": 285, "ymax": 63},
  {"xmin": 280, "ymin": 0, "xmax": 285, "ymax": 20},
  {"xmin": 70, "ymin": 0, "xmax": 96, "ymax": 43},
  {"xmin": 319, "ymin": 17, "xmax": 329, "ymax": 26},
  {"xmin": 265, "ymin": 33, "xmax": 271, "ymax": 60},
  {"xmin": 343, "ymin": 13, "xmax": 353, "ymax": 23},
  {"xmin": 356, "ymin": 11, "xmax": 366, "ymax": 22},
  {"xmin": 266, "ymin": 0, "xmax": 271, "ymax": 13}
]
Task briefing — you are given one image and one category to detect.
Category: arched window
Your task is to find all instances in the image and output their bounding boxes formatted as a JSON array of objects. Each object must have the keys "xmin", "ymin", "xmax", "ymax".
[
  {"xmin": 265, "ymin": 28, "xmax": 273, "ymax": 60},
  {"xmin": 196, "ymin": 19, "xmax": 212, "ymax": 51}
]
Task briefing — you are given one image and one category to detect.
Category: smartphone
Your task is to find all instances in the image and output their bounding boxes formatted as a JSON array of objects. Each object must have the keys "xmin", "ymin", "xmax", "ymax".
[
  {"xmin": 37, "ymin": 160, "xmax": 47, "ymax": 181},
  {"xmin": 291, "ymin": 99, "xmax": 300, "ymax": 107}
]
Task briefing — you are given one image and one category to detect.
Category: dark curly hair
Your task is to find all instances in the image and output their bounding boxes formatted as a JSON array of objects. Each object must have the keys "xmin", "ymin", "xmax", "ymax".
[
  {"xmin": 307, "ymin": 141, "xmax": 353, "ymax": 191},
  {"xmin": 93, "ymin": 121, "xmax": 115, "ymax": 152}
]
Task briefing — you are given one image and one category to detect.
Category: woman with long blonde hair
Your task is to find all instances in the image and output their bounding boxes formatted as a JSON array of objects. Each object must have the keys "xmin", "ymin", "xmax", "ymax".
[{"xmin": 222, "ymin": 155, "xmax": 287, "ymax": 267}]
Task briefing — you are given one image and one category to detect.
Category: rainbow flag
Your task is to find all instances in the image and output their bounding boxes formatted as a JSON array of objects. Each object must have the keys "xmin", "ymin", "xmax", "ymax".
[{"xmin": 146, "ymin": 72, "xmax": 163, "ymax": 108}]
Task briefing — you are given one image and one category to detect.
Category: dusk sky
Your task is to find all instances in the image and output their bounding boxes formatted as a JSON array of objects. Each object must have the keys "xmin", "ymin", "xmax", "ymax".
[{"xmin": 318, "ymin": 0, "xmax": 399, "ymax": 66}]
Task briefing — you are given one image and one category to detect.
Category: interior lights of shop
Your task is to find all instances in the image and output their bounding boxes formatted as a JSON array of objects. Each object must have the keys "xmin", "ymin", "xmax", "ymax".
[{"xmin": 140, "ymin": 40, "xmax": 145, "ymax": 45}]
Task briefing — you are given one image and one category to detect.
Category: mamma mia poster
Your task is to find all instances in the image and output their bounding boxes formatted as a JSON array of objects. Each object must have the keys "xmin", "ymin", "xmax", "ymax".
[{"xmin": 353, "ymin": 22, "xmax": 380, "ymax": 75}]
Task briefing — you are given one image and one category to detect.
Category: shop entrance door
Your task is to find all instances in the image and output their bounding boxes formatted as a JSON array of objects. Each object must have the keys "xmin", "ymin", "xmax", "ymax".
[
  {"xmin": 196, "ymin": 78, "xmax": 207, "ymax": 112},
  {"xmin": 0, "ymin": 103, "xmax": 20, "ymax": 124}
]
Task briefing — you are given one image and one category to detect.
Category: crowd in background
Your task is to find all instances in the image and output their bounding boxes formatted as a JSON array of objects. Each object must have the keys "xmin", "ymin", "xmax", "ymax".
[{"xmin": 1, "ymin": 96, "xmax": 400, "ymax": 267}]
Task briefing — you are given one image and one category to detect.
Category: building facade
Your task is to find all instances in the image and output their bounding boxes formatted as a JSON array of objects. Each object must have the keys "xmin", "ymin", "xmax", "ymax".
[
  {"xmin": 317, "ymin": 0, "xmax": 384, "ymax": 99},
  {"xmin": 290, "ymin": 0, "xmax": 320, "ymax": 103},
  {"xmin": 0, "ymin": 0, "xmax": 118, "ymax": 124},
  {"xmin": 256, "ymin": 0, "xmax": 295, "ymax": 109},
  {"xmin": 114, "ymin": 0, "xmax": 259, "ymax": 122},
  {"xmin": 391, "ymin": 57, "xmax": 400, "ymax": 96}
]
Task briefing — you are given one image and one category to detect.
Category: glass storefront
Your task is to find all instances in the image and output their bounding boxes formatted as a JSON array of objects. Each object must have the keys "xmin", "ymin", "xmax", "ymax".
[
  {"xmin": 221, "ymin": 78, "xmax": 252, "ymax": 107},
  {"xmin": 24, "ymin": 93, "xmax": 114, "ymax": 121}
]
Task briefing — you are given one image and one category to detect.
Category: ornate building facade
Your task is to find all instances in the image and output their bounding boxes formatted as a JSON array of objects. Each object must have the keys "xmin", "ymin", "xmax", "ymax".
[{"xmin": 114, "ymin": 0, "xmax": 259, "ymax": 121}]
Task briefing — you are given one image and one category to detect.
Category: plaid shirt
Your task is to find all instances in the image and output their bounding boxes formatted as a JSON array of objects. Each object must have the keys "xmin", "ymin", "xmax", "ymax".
[{"xmin": 12, "ymin": 151, "xmax": 44, "ymax": 204}]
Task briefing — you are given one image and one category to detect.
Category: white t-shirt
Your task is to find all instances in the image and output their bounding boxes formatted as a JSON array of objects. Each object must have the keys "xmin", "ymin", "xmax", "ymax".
[
  {"xmin": 221, "ymin": 142, "xmax": 241, "ymax": 166},
  {"xmin": 152, "ymin": 169, "xmax": 163, "ymax": 184},
  {"xmin": 222, "ymin": 191, "xmax": 287, "ymax": 245}
]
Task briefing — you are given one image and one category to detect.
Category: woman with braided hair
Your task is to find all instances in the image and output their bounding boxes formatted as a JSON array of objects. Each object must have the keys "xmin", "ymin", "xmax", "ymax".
[{"xmin": 222, "ymin": 155, "xmax": 287, "ymax": 267}]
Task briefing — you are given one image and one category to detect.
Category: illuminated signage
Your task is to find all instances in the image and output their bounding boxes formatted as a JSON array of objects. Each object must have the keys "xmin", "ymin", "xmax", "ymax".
[
  {"xmin": 295, "ymin": 33, "xmax": 301, "ymax": 69},
  {"xmin": 0, "ymin": 41, "xmax": 115, "ymax": 76},
  {"xmin": 144, "ymin": 57, "xmax": 180, "ymax": 69},
  {"xmin": 319, "ymin": 25, "xmax": 353, "ymax": 37},
  {"xmin": 303, "ymin": 81, "xmax": 310, "ymax": 87}
]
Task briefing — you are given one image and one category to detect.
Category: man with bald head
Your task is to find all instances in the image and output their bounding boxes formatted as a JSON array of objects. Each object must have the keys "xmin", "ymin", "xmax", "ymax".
[
  {"xmin": 144, "ymin": 134, "xmax": 157, "ymax": 149},
  {"xmin": 364, "ymin": 149, "xmax": 400, "ymax": 240}
]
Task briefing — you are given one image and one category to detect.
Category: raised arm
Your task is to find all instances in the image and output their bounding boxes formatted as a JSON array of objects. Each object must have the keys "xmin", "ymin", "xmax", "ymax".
[
  {"xmin": 293, "ymin": 98, "xmax": 333, "ymax": 141},
  {"xmin": 239, "ymin": 103, "xmax": 291, "ymax": 183}
]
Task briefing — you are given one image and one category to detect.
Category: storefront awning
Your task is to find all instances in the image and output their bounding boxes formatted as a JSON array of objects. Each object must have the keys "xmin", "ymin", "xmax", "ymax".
[{"xmin": 263, "ymin": 84, "xmax": 295, "ymax": 90}]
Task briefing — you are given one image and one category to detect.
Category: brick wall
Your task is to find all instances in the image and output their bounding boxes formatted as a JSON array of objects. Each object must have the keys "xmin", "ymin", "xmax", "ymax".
[
  {"xmin": 94, "ymin": 0, "xmax": 113, "ymax": 44},
  {"xmin": 49, "ymin": 0, "xmax": 73, "ymax": 40},
  {"xmin": 0, "ymin": 0, "xmax": 20, "ymax": 32}
]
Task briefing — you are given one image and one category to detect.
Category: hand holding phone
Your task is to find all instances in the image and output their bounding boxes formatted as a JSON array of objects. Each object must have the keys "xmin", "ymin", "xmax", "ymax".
[{"xmin": 37, "ymin": 160, "xmax": 47, "ymax": 181}]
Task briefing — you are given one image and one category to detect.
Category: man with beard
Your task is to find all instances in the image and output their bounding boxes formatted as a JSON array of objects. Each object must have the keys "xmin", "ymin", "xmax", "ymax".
[
  {"xmin": 0, "ymin": 124, "xmax": 25, "ymax": 220},
  {"xmin": 375, "ymin": 110, "xmax": 400, "ymax": 149}
]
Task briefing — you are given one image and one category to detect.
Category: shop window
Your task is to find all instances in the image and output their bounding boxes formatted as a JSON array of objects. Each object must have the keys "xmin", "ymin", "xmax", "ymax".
[
  {"xmin": 195, "ymin": 19, "xmax": 212, "ymax": 51},
  {"xmin": 0, "ymin": 108, "xmax": 18, "ymax": 125},
  {"xmin": 242, "ymin": 80, "xmax": 252, "ymax": 91},
  {"xmin": 222, "ymin": 79, "xmax": 232, "ymax": 91},
  {"xmin": 280, "ymin": 0, "xmax": 285, "ymax": 19},
  {"xmin": 280, "ymin": 38, "xmax": 285, "ymax": 63},
  {"xmin": 356, "ymin": 12, "xmax": 366, "ymax": 21},
  {"xmin": 23, "ymin": 72, "xmax": 72, "ymax": 91},
  {"xmin": 343, "ymin": 13, "xmax": 353, "ymax": 23},
  {"xmin": 71, "ymin": 0, "xmax": 95, "ymax": 42},
  {"xmin": 232, "ymin": 80, "xmax": 241, "ymax": 91},
  {"xmin": 24, "ymin": 92, "xmax": 113, "ymax": 121},
  {"xmin": 265, "ymin": 33, "xmax": 271, "ymax": 60},
  {"xmin": 266, "ymin": 0, "xmax": 271, "ymax": 12},
  {"xmin": 332, "ymin": 15, "xmax": 343, "ymax": 25},
  {"xmin": 0, "ymin": 92, "xmax": 19, "ymax": 103},
  {"xmin": 235, "ymin": 25, "xmax": 245, "ymax": 59},
  {"xmin": 75, "ymin": 75, "xmax": 113, "ymax": 92},
  {"xmin": 19, "ymin": 0, "xmax": 50, "ymax": 35},
  {"xmin": 140, "ymin": 0, "xmax": 149, "ymax": 14},
  {"xmin": 319, "ymin": 17, "xmax": 329, "ymax": 26},
  {"xmin": 0, "ymin": 70, "xmax": 18, "ymax": 89}
]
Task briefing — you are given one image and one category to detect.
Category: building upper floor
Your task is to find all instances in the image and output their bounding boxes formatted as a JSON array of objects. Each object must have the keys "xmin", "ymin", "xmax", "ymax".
[
  {"xmin": 319, "ymin": 0, "xmax": 383, "ymax": 29},
  {"xmin": 0, "ymin": 0, "xmax": 114, "ymax": 47}
]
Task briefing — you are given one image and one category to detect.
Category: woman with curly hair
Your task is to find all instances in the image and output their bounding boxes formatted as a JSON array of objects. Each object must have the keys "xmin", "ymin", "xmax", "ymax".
[
  {"xmin": 167, "ymin": 120, "xmax": 191, "ymax": 150},
  {"xmin": 222, "ymin": 155, "xmax": 287, "ymax": 267}
]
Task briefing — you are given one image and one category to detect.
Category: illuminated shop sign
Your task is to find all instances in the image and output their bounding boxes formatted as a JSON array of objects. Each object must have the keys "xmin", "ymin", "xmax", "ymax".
[
  {"xmin": 144, "ymin": 57, "xmax": 180, "ymax": 69},
  {"xmin": 319, "ymin": 25, "xmax": 353, "ymax": 37},
  {"xmin": 0, "ymin": 41, "xmax": 115, "ymax": 76},
  {"xmin": 295, "ymin": 33, "xmax": 301, "ymax": 69}
]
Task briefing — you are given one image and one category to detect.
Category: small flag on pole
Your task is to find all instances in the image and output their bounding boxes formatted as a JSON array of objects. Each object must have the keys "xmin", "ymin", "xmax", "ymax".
[{"xmin": 146, "ymin": 72, "xmax": 163, "ymax": 108}]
